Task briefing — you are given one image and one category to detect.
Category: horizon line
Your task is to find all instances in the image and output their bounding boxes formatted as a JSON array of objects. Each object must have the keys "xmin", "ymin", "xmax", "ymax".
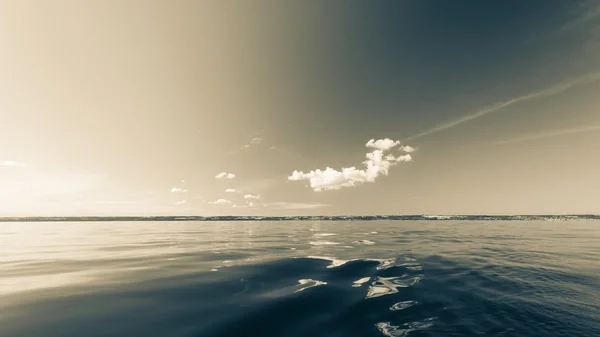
[{"xmin": 1, "ymin": 214, "xmax": 598, "ymax": 222}]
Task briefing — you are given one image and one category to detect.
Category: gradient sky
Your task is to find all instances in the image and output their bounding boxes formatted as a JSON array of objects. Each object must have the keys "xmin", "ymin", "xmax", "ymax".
[{"xmin": 1, "ymin": 1, "xmax": 600, "ymax": 216}]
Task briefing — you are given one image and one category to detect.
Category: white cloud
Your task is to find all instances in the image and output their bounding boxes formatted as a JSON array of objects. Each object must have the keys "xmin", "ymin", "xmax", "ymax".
[
  {"xmin": 288, "ymin": 139, "xmax": 413, "ymax": 191},
  {"xmin": 250, "ymin": 137, "xmax": 263, "ymax": 144},
  {"xmin": 244, "ymin": 194, "xmax": 260, "ymax": 199},
  {"xmin": 366, "ymin": 138, "xmax": 400, "ymax": 151},
  {"xmin": 174, "ymin": 200, "xmax": 187, "ymax": 205},
  {"xmin": 208, "ymin": 199, "xmax": 232, "ymax": 205},
  {"xmin": 263, "ymin": 202, "xmax": 330, "ymax": 210},
  {"xmin": 225, "ymin": 188, "xmax": 240, "ymax": 193},
  {"xmin": 170, "ymin": 187, "xmax": 187, "ymax": 193},
  {"xmin": 247, "ymin": 202, "xmax": 254, "ymax": 207},
  {"xmin": 215, "ymin": 172, "xmax": 236, "ymax": 179},
  {"xmin": 399, "ymin": 145, "xmax": 416, "ymax": 153},
  {"xmin": 1, "ymin": 160, "xmax": 26, "ymax": 168}
]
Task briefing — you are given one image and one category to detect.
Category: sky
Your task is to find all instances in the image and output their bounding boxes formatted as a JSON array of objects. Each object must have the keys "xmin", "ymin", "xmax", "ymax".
[{"xmin": 1, "ymin": 1, "xmax": 600, "ymax": 216}]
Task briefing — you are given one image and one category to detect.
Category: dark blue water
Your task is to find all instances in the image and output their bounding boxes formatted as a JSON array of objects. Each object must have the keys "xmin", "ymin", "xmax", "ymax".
[{"xmin": 1, "ymin": 220, "xmax": 599, "ymax": 336}]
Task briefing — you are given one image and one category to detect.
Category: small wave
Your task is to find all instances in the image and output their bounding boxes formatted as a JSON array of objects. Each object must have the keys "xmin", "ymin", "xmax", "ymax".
[
  {"xmin": 306, "ymin": 256, "xmax": 355, "ymax": 268},
  {"xmin": 375, "ymin": 318, "xmax": 435, "ymax": 337},
  {"xmin": 304, "ymin": 256, "xmax": 420, "ymax": 271},
  {"xmin": 390, "ymin": 300, "xmax": 417, "ymax": 311},
  {"xmin": 366, "ymin": 275, "xmax": 422, "ymax": 299},
  {"xmin": 314, "ymin": 233, "xmax": 337, "ymax": 237},
  {"xmin": 352, "ymin": 277, "xmax": 371, "ymax": 287},
  {"xmin": 295, "ymin": 279, "xmax": 327, "ymax": 293}
]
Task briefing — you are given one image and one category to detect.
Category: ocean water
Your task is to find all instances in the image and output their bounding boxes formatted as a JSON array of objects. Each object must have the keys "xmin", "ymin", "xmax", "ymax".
[{"xmin": 1, "ymin": 220, "xmax": 599, "ymax": 337}]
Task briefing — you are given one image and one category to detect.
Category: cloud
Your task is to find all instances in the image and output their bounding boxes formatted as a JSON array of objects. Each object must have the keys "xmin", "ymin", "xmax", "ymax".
[
  {"xmin": 244, "ymin": 194, "xmax": 260, "ymax": 199},
  {"xmin": 366, "ymin": 138, "xmax": 400, "ymax": 151},
  {"xmin": 406, "ymin": 70, "xmax": 600, "ymax": 140},
  {"xmin": 170, "ymin": 187, "xmax": 187, "ymax": 193},
  {"xmin": 556, "ymin": 1, "xmax": 600, "ymax": 36},
  {"xmin": 232, "ymin": 201, "xmax": 256, "ymax": 209},
  {"xmin": 225, "ymin": 188, "xmax": 240, "ymax": 193},
  {"xmin": 263, "ymin": 202, "xmax": 330, "ymax": 210},
  {"xmin": 229, "ymin": 137, "xmax": 266, "ymax": 154},
  {"xmin": 208, "ymin": 199, "xmax": 232, "ymax": 205},
  {"xmin": 215, "ymin": 172, "xmax": 236, "ymax": 179},
  {"xmin": 174, "ymin": 200, "xmax": 187, "ymax": 205},
  {"xmin": 288, "ymin": 139, "xmax": 413, "ymax": 191},
  {"xmin": 1, "ymin": 160, "xmax": 26, "ymax": 168},
  {"xmin": 399, "ymin": 145, "xmax": 415, "ymax": 153}
]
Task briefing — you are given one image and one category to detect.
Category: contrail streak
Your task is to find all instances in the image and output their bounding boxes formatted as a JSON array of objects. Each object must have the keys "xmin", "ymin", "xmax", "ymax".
[
  {"xmin": 487, "ymin": 125, "xmax": 600, "ymax": 146},
  {"xmin": 405, "ymin": 70, "xmax": 600, "ymax": 141}
]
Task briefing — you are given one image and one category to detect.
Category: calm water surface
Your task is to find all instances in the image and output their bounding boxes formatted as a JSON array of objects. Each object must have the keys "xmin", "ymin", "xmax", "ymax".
[{"xmin": 1, "ymin": 220, "xmax": 599, "ymax": 336}]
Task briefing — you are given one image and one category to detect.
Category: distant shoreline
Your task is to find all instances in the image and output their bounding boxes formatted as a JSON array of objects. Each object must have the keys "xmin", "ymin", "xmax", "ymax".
[{"xmin": 1, "ymin": 215, "xmax": 599, "ymax": 222}]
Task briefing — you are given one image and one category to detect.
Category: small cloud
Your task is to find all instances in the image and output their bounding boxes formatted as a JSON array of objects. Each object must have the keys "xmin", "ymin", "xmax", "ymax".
[
  {"xmin": 263, "ymin": 202, "xmax": 330, "ymax": 210},
  {"xmin": 268, "ymin": 146, "xmax": 276, "ymax": 150},
  {"xmin": 174, "ymin": 200, "xmax": 187, "ymax": 205},
  {"xmin": 208, "ymin": 199, "xmax": 232, "ymax": 205},
  {"xmin": 366, "ymin": 138, "xmax": 400, "ymax": 151},
  {"xmin": 225, "ymin": 188, "xmax": 240, "ymax": 193},
  {"xmin": 215, "ymin": 172, "xmax": 236, "ymax": 179},
  {"xmin": 244, "ymin": 194, "xmax": 260, "ymax": 200},
  {"xmin": 231, "ymin": 137, "xmax": 266, "ymax": 154},
  {"xmin": 170, "ymin": 187, "xmax": 188, "ymax": 193},
  {"xmin": 289, "ymin": 138, "xmax": 414, "ymax": 192},
  {"xmin": 399, "ymin": 145, "xmax": 416, "ymax": 153},
  {"xmin": 1, "ymin": 160, "xmax": 26, "ymax": 168},
  {"xmin": 247, "ymin": 201, "xmax": 254, "ymax": 207}
]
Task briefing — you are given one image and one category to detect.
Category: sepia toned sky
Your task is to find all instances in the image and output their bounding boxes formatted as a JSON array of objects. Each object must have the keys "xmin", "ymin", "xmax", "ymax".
[{"xmin": 1, "ymin": 1, "xmax": 600, "ymax": 216}]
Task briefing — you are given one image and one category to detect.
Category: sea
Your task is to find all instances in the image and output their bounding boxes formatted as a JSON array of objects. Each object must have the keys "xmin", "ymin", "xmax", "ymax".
[{"xmin": 1, "ymin": 217, "xmax": 599, "ymax": 337}]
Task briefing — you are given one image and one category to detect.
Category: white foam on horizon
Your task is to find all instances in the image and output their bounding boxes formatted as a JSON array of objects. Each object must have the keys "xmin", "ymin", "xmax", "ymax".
[
  {"xmin": 353, "ymin": 240, "xmax": 376, "ymax": 245},
  {"xmin": 309, "ymin": 241, "xmax": 340, "ymax": 246}
]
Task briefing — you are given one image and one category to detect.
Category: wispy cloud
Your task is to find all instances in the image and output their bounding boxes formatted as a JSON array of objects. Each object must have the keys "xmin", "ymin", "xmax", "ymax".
[
  {"xmin": 170, "ymin": 187, "xmax": 187, "ymax": 193},
  {"xmin": 556, "ymin": 1, "xmax": 600, "ymax": 36},
  {"xmin": 229, "ymin": 137, "xmax": 265, "ymax": 154},
  {"xmin": 263, "ymin": 202, "xmax": 330, "ymax": 210},
  {"xmin": 174, "ymin": 200, "xmax": 187, "ymax": 205},
  {"xmin": 208, "ymin": 198, "xmax": 232, "ymax": 205},
  {"xmin": 1, "ymin": 160, "xmax": 27, "ymax": 168},
  {"xmin": 288, "ymin": 138, "xmax": 414, "ymax": 192},
  {"xmin": 215, "ymin": 172, "xmax": 236, "ymax": 179},
  {"xmin": 484, "ymin": 125, "xmax": 600, "ymax": 146},
  {"xmin": 244, "ymin": 194, "xmax": 260, "ymax": 199},
  {"xmin": 407, "ymin": 70, "xmax": 600, "ymax": 140},
  {"xmin": 232, "ymin": 201, "xmax": 257, "ymax": 209},
  {"xmin": 225, "ymin": 188, "xmax": 240, "ymax": 193}
]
